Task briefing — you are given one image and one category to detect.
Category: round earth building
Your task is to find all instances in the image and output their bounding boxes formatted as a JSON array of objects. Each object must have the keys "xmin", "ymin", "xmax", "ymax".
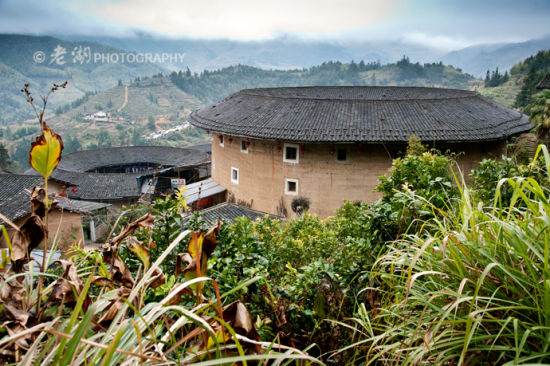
[{"xmin": 189, "ymin": 86, "xmax": 532, "ymax": 218}]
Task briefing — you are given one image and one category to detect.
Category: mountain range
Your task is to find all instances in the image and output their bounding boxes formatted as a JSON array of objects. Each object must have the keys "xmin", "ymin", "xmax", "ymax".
[{"xmin": 59, "ymin": 33, "xmax": 550, "ymax": 77}]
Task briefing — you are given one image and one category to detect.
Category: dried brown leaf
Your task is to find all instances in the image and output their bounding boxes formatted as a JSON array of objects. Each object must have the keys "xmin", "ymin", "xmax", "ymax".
[
  {"xmin": 2, "ymin": 304, "xmax": 30, "ymax": 326},
  {"xmin": 98, "ymin": 287, "xmax": 132, "ymax": 324},
  {"xmin": 146, "ymin": 268, "xmax": 166, "ymax": 290},
  {"xmin": 202, "ymin": 220, "xmax": 222, "ymax": 258},
  {"xmin": 110, "ymin": 213, "xmax": 155, "ymax": 246},
  {"xmin": 43, "ymin": 260, "xmax": 89, "ymax": 310},
  {"xmin": 10, "ymin": 215, "xmax": 45, "ymax": 271}
]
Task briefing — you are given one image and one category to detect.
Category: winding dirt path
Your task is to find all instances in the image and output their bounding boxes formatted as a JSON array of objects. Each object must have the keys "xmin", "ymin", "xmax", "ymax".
[{"xmin": 117, "ymin": 84, "xmax": 129, "ymax": 112}]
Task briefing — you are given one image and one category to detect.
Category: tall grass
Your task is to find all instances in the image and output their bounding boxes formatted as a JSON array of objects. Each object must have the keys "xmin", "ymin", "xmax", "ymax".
[
  {"xmin": 0, "ymin": 229, "xmax": 322, "ymax": 365},
  {"xmin": 334, "ymin": 145, "xmax": 550, "ymax": 365}
]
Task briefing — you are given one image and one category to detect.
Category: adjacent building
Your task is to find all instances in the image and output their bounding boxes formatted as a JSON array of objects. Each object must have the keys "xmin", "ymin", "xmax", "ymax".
[
  {"xmin": 0, "ymin": 174, "xmax": 110, "ymax": 249},
  {"xmin": 189, "ymin": 86, "xmax": 532, "ymax": 218},
  {"xmin": 26, "ymin": 146, "xmax": 211, "ymax": 208}
]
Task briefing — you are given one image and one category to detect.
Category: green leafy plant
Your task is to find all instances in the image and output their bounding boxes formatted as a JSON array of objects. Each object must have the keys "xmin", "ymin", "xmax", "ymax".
[{"xmin": 332, "ymin": 145, "xmax": 550, "ymax": 365}]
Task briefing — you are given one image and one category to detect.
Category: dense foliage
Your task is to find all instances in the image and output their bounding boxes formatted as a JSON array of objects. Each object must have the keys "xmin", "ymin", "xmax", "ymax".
[
  {"xmin": 513, "ymin": 50, "xmax": 550, "ymax": 111},
  {"xmin": 339, "ymin": 145, "xmax": 550, "ymax": 365}
]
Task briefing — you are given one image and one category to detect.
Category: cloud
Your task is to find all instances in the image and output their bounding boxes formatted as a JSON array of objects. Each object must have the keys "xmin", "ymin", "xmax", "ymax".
[
  {"xmin": 95, "ymin": 0, "xmax": 396, "ymax": 40},
  {"xmin": 402, "ymin": 32, "xmax": 474, "ymax": 51}
]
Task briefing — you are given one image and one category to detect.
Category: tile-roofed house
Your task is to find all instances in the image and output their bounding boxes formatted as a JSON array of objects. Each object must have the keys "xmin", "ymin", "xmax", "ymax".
[
  {"xmin": 25, "ymin": 146, "xmax": 211, "ymax": 207},
  {"xmin": 0, "ymin": 174, "xmax": 110, "ymax": 248},
  {"xmin": 188, "ymin": 86, "xmax": 533, "ymax": 218},
  {"xmin": 182, "ymin": 203, "xmax": 279, "ymax": 227},
  {"xmin": 537, "ymin": 74, "xmax": 550, "ymax": 90}
]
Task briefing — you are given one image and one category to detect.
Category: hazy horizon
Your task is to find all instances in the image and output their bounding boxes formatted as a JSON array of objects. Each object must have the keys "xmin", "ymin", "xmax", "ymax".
[{"xmin": 1, "ymin": 0, "xmax": 549, "ymax": 52}]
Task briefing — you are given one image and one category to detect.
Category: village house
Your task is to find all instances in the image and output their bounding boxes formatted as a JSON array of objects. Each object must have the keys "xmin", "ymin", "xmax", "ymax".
[
  {"xmin": 189, "ymin": 86, "xmax": 532, "ymax": 218},
  {"xmin": 0, "ymin": 174, "xmax": 110, "ymax": 249},
  {"xmin": 25, "ymin": 146, "xmax": 211, "ymax": 210}
]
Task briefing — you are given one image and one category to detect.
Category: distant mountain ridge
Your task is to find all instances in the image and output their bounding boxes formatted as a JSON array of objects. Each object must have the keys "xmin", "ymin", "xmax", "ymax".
[
  {"xmin": 441, "ymin": 35, "xmax": 550, "ymax": 77},
  {"xmin": 58, "ymin": 33, "xmax": 550, "ymax": 78}
]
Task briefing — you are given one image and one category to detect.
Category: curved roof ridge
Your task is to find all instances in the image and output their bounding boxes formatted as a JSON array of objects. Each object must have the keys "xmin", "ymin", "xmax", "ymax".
[{"xmin": 238, "ymin": 86, "xmax": 477, "ymax": 102}]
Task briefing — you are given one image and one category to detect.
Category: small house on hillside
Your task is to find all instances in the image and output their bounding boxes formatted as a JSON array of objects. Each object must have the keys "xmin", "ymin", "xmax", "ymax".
[{"xmin": 189, "ymin": 86, "xmax": 532, "ymax": 218}]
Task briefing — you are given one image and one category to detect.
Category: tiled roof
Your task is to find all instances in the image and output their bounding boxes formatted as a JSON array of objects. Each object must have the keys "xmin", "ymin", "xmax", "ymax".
[
  {"xmin": 0, "ymin": 174, "xmax": 43, "ymax": 203},
  {"xmin": 537, "ymin": 75, "xmax": 550, "ymax": 89},
  {"xmin": 57, "ymin": 146, "xmax": 209, "ymax": 172},
  {"xmin": 182, "ymin": 203, "xmax": 279, "ymax": 227},
  {"xmin": 25, "ymin": 170, "xmax": 142, "ymax": 201},
  {"xmin": 55, "ymin": 197, "xmax": 111, "ymax": 214},
  {"xmin": 25, "ymin": 146, "xmax": 211, "ymax": 201},
  {"xmin": 0, "ymin": 174, "xmax": 109, "ymax": 223},
  {"xmin": 188, "ymin": 143, "xmax": 212, "ymax": 155},
  {"xmin": 61, "ymin": 172, "xmax": 141, "ymax": 201},
  {"xmin": 184, "ymin": 178, "xmax": 226, "ymax": 204},
  {"xmin": 189, "ymin": 86, "xmax": 532, "ymax": 143}
]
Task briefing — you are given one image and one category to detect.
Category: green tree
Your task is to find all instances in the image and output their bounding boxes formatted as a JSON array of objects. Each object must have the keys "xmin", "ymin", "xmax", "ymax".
[
  {"xmin": 65, "ymin": 135, "xmax": 82, "ymax": 153},
  {"xmin": 528, "ymin": 90, "xmax": 550, "ymax": 137},
  {"xmin": 147, "ymin": 116, "xmax": 156, "ymax": 131},
  {"xmin": 0, "ymin": 143, "xmax": 13, "ymax": 171},
  {"xmin": 515, "ymin": 67, "xmax": 542, "ymax": 111},
  {"xmin": 97, "ymin": 130, "xmax": 112, "ymax": 148}
]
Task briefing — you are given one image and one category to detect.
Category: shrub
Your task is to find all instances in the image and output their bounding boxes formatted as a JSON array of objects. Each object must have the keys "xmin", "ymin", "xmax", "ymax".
[
  {"xmin": 376, "ymin": 149, "xmax": 459, "ymax": 240},
  {"xmin": 335, "ymin": 145, "xmax": 550, "ymax": 365}
]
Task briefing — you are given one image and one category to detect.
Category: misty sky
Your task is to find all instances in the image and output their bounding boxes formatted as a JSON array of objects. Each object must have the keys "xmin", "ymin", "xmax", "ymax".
[{"xmin": 0, "ymin": 0, "xmax": 549, "ymax": 50}]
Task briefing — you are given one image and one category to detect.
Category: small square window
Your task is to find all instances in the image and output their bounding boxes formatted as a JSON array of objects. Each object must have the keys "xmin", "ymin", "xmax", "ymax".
[
  {"xmin": 241, "ymin": 140, "xmax": 249, "ymax": 153},
  {"xmin": 336, "ymin": 148, "xmax": 347, "ymax": 162},
  {"xmin": 219, "ymin": 134, "xmax": 224, "ymax": 147},
  {"xmin": 231, "ymin": 167, "xmax": 239, "ymax": 184},
  {"xmin": 283, "ymin": 143, "xmax": 299, "ymax": 163},
  {"xmin": 285, "ymin": 178, "xmax": 299, "ymax": 195}
]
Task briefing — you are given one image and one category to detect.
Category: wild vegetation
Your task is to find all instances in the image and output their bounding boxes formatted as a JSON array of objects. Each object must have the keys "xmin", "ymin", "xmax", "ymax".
[{"xmin": 2, "ymin": 53, "xmax": 550, "ymax": 363}]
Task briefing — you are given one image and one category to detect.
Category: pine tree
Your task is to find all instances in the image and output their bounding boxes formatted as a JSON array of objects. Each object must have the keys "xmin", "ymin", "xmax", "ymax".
[
  {"xmin": 515, "ymin": 67, "xmax": 541, "ymax": 110},
  {"xmin": 0, "ymin": 143, "xmax": 13, "ymax": 171}
]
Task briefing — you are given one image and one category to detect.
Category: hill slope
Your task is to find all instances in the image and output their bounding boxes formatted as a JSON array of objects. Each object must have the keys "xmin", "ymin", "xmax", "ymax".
[
  {"xmin": 478, "ymin": 49, "xmax": 550, "ymax": 107},
  {"xmin": 169, "ymin": 58, "xmax": 478, "ymax": 104},
  {"xmin": 0, "ymin": 34, "xmax": 165, "ymax": 124}
]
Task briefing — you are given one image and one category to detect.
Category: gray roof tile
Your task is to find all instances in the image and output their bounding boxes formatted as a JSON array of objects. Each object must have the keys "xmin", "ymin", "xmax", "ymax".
[{"xmin": 189, "ymin": 86, "xmax": 532, "ymax": 143}]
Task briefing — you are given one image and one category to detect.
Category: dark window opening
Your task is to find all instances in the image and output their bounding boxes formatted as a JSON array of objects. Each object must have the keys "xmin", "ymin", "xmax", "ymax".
[
  {"xmin": 337, "ymin": 148, "xmax": 347, "ymax": 161},
  {"xmin": 287, "ymin": 181, "xmax": 297, "ymax": 192},
  {"xmin": 285, "ymin": 146, "xmax": 297, "ymax": 160}
]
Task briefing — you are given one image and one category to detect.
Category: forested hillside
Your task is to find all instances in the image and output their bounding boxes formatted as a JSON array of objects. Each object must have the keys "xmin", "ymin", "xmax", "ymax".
[
  {"xmin": 479, "ymin": 49, "xmax": 550, "ymax": 107},
  {"xmin": 170, "ymin": 57, "xmax": 477, "ymax": 103}
]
